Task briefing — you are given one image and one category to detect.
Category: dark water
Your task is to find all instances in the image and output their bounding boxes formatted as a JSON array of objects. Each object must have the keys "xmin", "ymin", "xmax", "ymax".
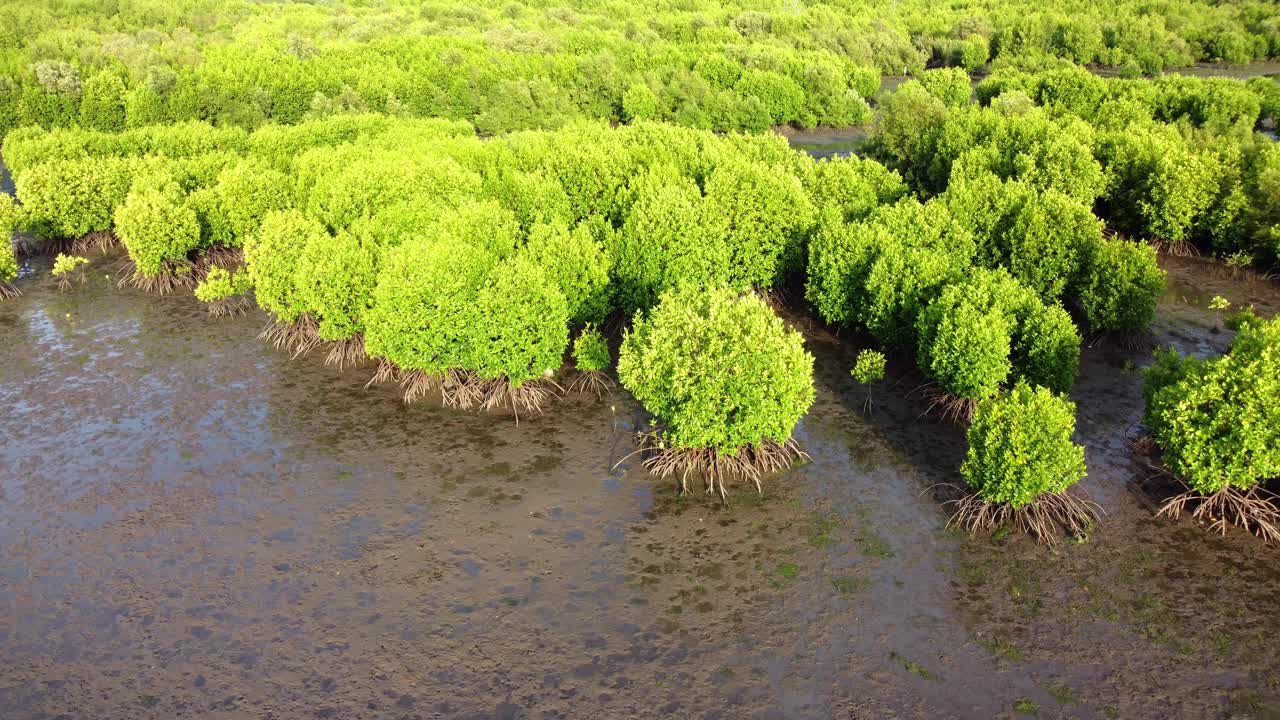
[{"xmin": 2, "ymin": 240, "xmax": 1279, "ymax": 719}]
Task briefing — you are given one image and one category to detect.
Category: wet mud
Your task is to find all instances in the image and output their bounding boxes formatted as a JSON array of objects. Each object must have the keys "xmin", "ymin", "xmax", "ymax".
[{"xmin": 2, "ymin": 244, "xmax": 1279, "ymax": 719}]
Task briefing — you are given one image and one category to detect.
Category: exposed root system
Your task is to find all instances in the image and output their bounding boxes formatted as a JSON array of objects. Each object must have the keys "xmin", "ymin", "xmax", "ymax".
[
  {"xmin": 0, "ymin": 281, "xmax": 19, "ymax": 300},
  {"xmin": 206, "ymin": 295, "xmax": 253, "ymax": 318},
  {"xmin": 632, "ymin": 434, "xmax": 810, "ymax": 501},
  {"xmin": 475, "ymin": 377, "xmax": 563, "ymax": 422},
  {"xmin": 324, "ymin": 335, "xmax": 367, "ymax": 370},
  {"xmin": 918, "ymin": 385, "xmax": 977, "ymax": 424},
  {"xmin": 946, "ymin": 489, "xmax": 1102, "ymax": 546},
  {"xmin": 194, "ymin": 246, "xmax": 245, "ymax": 274},
  {"xmin": 1085, "ymin": 330, "xmax": 1155, "ymax": 352},
  {"xmin": 1150, "ymin": 239, "xmax": 1200, "ymax": 257},
  {"xmin": 1133, "ymin": 435, "xmax": 1280, "ymax": 542},
  {"xmin": 1157, "ymin": 485, "xmax": 1280, "ymax": 543},
  {"xmin": 566, "ymin": 369, "xmax": 615, "ymax": 397},
  {"xmin": 398, "ymin": 369, "xmax": 440, "ymax": 404},
  {"xmin": 258, "ymin": 314, "xmax": 322, "ymax": 358},
  {"xmin": 70, "ymin": 230, "xmax": 119, "ymax": 255},
  {"xmin": 389, "ymin": 366, "xmax": 562, "ymax": 420},
  {"xmin": 16, "ymin": 235, "xmax": 76, "ymax": 258},
  {"xmin": 365, "ymin": 357, "xmax": 398, "ymax": 388},
  {"xmin": 115, "ymin": 257, "xmax": 198, "ymax": 295}
]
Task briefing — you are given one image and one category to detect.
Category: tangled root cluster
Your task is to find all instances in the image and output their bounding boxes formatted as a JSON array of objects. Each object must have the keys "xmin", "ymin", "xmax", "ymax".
[
  {"xmin": 919, "ymin": 385, "xmax": 978, "ymax": 424},
  {"xmin": 1150, "ymin": 238, "xmax": 1199, "ymax": 258},
  {"xmin": 375, "ymin": 364, "xmax": 562, "ymax": 421},
  {"xmin": 323, "ymin": 335, "xmax": 367, "ymax": 370},
  {"xmin": 566, "ymin": 369, "xmax": 615, "ymax": 397},
  {"xmin": 0, "ymin": 281, "xmax": 19, "ymax": 300},
  {"xmin": 194, "ymin": 246, "xmax": 244, "ymax": 274},
  {"xmin": 634, "ymin": 433, "xmax": 810, "ymax": 500},
  {"xmin": 206, "ymin": 295, "xmax": 254, "ymax": 318},
  {"xmin": 258, "ymin": 314, "xmax": 323, "ymax": 358},
  {"xmin": 1157, "ymin": 485, "xmax": 1280, "ymax": 543},
  {"xmin": 115, "ymin": 257, "xmax": 198, "ymax": 295},
  {"xmin": 946, "ymin": 490, "xmax": 1102, "ymax": 546},
  {"xmin": 1134, "ymin": 436, "xmax": 1280, "ymax": 542},
  {"xmin": 70, "ymin": 230, "xmax": 119, "ymax": 255}
]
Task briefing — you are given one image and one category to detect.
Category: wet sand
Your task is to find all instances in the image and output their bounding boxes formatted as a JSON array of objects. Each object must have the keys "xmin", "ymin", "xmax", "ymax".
[{"xmin": 1, "ymin": 247, "xmax": 1278, "ymax": 719}]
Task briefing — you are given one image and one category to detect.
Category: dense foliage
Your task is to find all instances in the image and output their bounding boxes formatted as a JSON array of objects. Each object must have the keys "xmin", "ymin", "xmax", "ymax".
[
  {"xmin": 1143, "ymin": 314, "xmax": 1280, "ymax": 494},
  {"xmin": 572, "ymin": 326, "xmax": 611, "ymax": 373},
  {"xmin": 618, "ymin": 285, "xmax": 814, "ymax": 454},
  {"xmin": 962, "ymin": 381, "xmax": 1088, "ymax": 508}
]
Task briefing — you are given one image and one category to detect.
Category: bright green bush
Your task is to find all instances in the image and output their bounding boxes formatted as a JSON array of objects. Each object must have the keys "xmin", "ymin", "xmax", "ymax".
[
  {"xmin": 78, "ymin": 71, "xmax": 127, "ymax": 133},
  {"xmin": 917, "ymin": 273, "xmax": 1017, "ymax": 401},
  {"xmin": 113, "ymin": 182, "xmax": 201, "ymax": 277},
  {"xmin": 618, "ymin": 285, "xmax": 814, "ymax": 453},
  {"xmin": 572, "ymin": 325, "xmax": 611, "ymax": 372},
  {"xmin": 1143, "ymin": 315, "xmax": 1280, "ymax": 494},
  {"xmin": 1012, "ymin": 301, "xmax": 1081, "ymax": 394},
  {"xmin": 211, "ymin": 159, "xmax": 294, "ymax": 246},
  {"xmin": 0, "ymin": 195, "xmax": 18, "ymax": 284},
  {"xmin": 615, "ymin": 167, "xmax": 728, "ymax": 311},
  {"xmin": 802, "ymin": 155, "xmax": 908, "ymax": 223},
  {"xmin": 1075, "ymin": 237, "xmax": 1165, "ymax": 334},
  {"xmin": 520, "ymin": 221, "xmax": 612, "ymax": 325},
  {"xmin": 295, "ymin": 228, "xmax": 378, "ymax": 341},
  {"xmin": 470, "ymin": 255, "xmax": 570, "ymax": 385},
  {"xmin": 962, "ymin": 380, "xmax": 1087, "ymax": 507},
  {"xmin": 1000, "ymin": 189, "xmax": 1102, "ymax": 303},
  {"xmin": 51, "ymin": 254, "xmax": 89, "ymax": 277},
  {"xmin": 919, "ymin": 67, "xmax": 972, "ymax": 108},
  {"xmin": 622, "ymin": 83, "xmax": 659, "ymax": 123},
  {"xmin": 244, "ymin": 210, "xmax": 327, "ymax": 323},
  {"xmin": 851, "ymin": 349, "xmax": 887, "ymax": 385},
  {"xmin": 194, "ymin": 266, "xmax": 252, "ymax": 302},
  {"xmin": 703, "ymin": 159, "xmax": 814, "ymax": 285},
  {"xmin": 15, "ymin": 157, "xmax": 135, "ymax": 239},
  {"xmin": 363, "ymin": 236, "xmax": 497, "ymax": 375}
]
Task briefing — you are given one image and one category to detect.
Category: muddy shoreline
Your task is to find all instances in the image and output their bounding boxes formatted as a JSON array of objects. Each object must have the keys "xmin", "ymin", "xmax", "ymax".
[{"xmin": 0, "ymin": 247, "xmax": 1277, "ymax": 719}]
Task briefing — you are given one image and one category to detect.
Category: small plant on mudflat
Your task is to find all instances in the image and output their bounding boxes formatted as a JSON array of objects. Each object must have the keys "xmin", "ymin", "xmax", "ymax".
[
  {"xmin": 568, "ymin": 324, "xmax": 614, "ymax": 396},
  {"xmin": 194, "ymin": 266, "xmax": 253, "ymax": 317},
  {"xmin": 617, "ymin": 285, "xmax": 815, "ymax": 499},
  {"xmin": 1141, "ymin": 313, "xmax": 1280, "ymax": 541},
  {"xmin": 949, "ymin": 381, "xmax": 1099, "ymax": 545},
  {"xmin": 51, "ymin": 254, "xmax": 90, "ymax": 291},
  {"xmin": 851, "ymin": 349, "xmax": 886, "ymax": 413}
]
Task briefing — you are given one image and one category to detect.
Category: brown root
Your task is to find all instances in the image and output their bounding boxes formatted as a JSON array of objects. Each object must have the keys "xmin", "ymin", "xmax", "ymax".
[
  {"xmin": 1156, "ymin": 485, "xmax": 1280, "ymax": 543},
  {"xmin": 257, "ymin": 314, "xmax": 322, "ymax": 358},
  {"xmin": 324, "ymin": 334, "xmax": 367, "ymax": 370},
  {"xmin": 206, "ymin": 295, "xmax": 253, "ymax": 318},
  {"xmin": 440, "ymin": 368, "xmax": 484, "ymax": 409},
  {"xmin": 0, "ymin": 281, "xmax": 19, "ymax": 300},
  {"xmin": 16, "ymin": 235, "xmax": 76, "ymax": 258},
  {"xmin": 566, "ymin": 369, "xmax": 615, "ymax": 397},
  {"xmin": 633, "ymin": 434, "xmax": 810, "ymax": 501},
  {"xmin": 946, "ymin": 490, "xmax": 1102, "ymax": 546},
  {"xmin": 918, "ymin": 385, "xmax": 978, "ymax": 424},
  {"xmin": 57, "ymin": 275, "xmax": 71, "ymax": 292},
  {"xmin": 398, "ymin": 369, "xmax": 440, "ymax": 404},
  {"xmin": 476, "ymin": 377, "xmax": 563, "ymax": 422},
  {"xmin": 365, "ymin": 357, "xmax": 398, "ymax": 388},
  {"xmin": 1150, "ymin": 239, "xmax": 1200, "ymax": 257},
  {"xmin": 194, "ymin": 246, "xmax": 245, "ymax": 274},
  {"xmin": 115, "ymin": 257, "xmax": 198, "ymax": 295},
  {"xmin": 69, "ymin": 230, "xmax": 119, "ymax": 255}
]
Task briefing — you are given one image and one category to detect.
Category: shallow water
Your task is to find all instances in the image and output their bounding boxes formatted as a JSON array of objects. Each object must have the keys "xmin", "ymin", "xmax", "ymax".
[{"xmin": 1, "ymin": 240, "xmax": 1279, "ymax": 719}]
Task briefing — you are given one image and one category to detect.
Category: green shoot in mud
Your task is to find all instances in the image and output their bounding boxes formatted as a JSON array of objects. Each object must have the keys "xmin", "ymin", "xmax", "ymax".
[
  {"xmin": 567, "ymin": 325, "xmax": 614, "ymax": 397},
  {"xmin": 1140, "ymin": 313, "xmax": 1280, "ymax": 542},
  {"xmin": 948, "ymin": 381, "xmax": 1100, "ymax": 545},
  {"xmin": 851, "ymin": 349, "xmax": 886, "ymax": 414},
  {"xmin": 618, "ymin": 285, "xmax": 815, "ymax": 500},
  {"xmin": 51, "ymin": 254, "xmax": 89, "ymax": 291}
]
